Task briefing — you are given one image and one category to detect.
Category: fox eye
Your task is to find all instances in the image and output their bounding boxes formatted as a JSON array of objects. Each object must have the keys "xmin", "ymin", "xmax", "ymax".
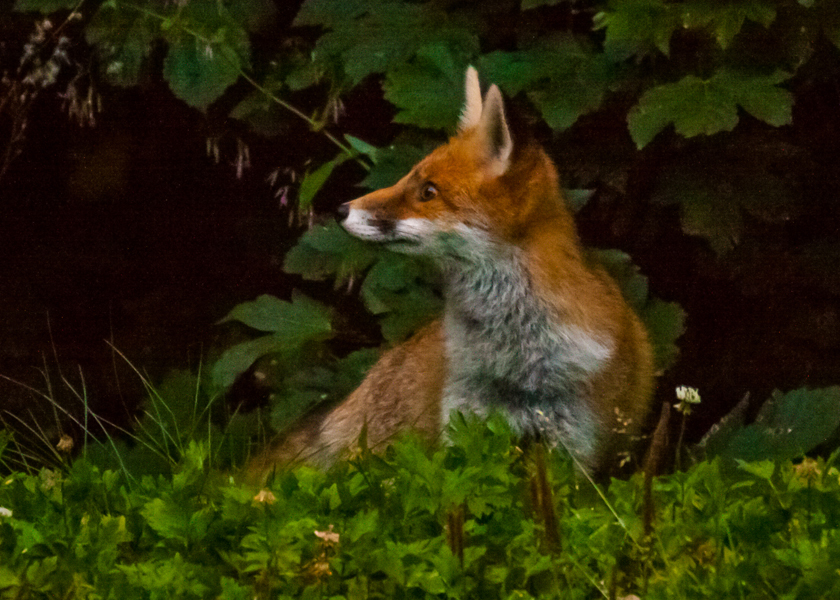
[{"xmin": 419, "ymin": 182, "xmax": 438, "ymax": 202}]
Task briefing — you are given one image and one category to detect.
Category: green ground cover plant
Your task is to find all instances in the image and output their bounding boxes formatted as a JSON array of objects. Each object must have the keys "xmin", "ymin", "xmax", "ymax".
[{"xmin": 2, "ymin": 412, "xmax": 840, "ymax": 599}]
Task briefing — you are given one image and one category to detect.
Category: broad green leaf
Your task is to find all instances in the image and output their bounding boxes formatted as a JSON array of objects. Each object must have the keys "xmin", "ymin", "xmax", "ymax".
[
  {"xmin": 212, "ymin": 293, "xmax": 332, "ymax": 388},
  {"xmin": 163, "ymin": 20, "xmax": 249, "ymax": 110},
  {"xmin": 681, "ymin": 187, "xmax": 743, "ymax": 255},
  {"xmin": 628, "ymin": 75, "xmax": 738, "ymax": 147},
  {"xmin": 219, "ymin": 292, "xmax": 332, "ymax": 337},
  {"xmin": 300, "ymin": 0, "xmax": 478, "ymax": 85},
  {"xmin": 593, "ymin": 249, "xmax": 684, "ymax": 372},
  {"xmin": 716, "ymin": 70, "xmax": 793, "ymax": 127},
  {"xmin": 628, "ymin": 70, "xmax": 792, "ymax": 148},
  {"xmin": 360, "ymin": 253, "xmax": 441, "ymax": 342},
  {"xmin": 285, "ymin": 60, "xmax": 322, "ymax": 91},
  {"xmin": 220, "ymin": 577, "xmax": 250, "ymax": 600},
  {"xmin": 384, "ymin": 43, "xmax": 468, "ymax": 130},
  {"xmin": 141, "ymin": 497, "xmax": 191, "ymax": 541},
  {"xmin": 480, "ymin": 37, "xmax": 616, "ymax": 130},
  {"xmin": 0, "ymin": 567, "xmax": 20, "ymax": 589},
  {"xmin": 530, "ymin": 78, "xmax": 608, "ymax": 131},
  {"xmin": 270, "ymin": 348, "xmax": 378, "ymax": 431},
  {"xmin": 591, "ymin": 249, "xmax": 649, "ymax": 312},
  {"xmin": 680, "ymin": 0, "xmax": 777, "ymax": 49},
  {"xmin": 211, "ymin": 334, "xmax": 286, "ymax": 389},
  {"xmin": 283, "ymin": 221, "xmax": 380, "ymax": 283},
  {"xmin": 596, "ymin": 0, "xmax": 776, "ymax": 59},
  {"xmin": 736, "ymin": 459, "xmax": 775, "ymax": 481},
  {"xmin": 594, "ymin": 0, "xmax": 675, "ymax": 59},
  {"xmin": 711, "ymin": 387, "xmax": 840, "ymax": 462},
  {"xmin": 653, "ymin": 146, "xmax": 797, "ymax": 253},
  {"xmin": 566, "ymin": 189, "xmax": 595, "ymax": 212}
]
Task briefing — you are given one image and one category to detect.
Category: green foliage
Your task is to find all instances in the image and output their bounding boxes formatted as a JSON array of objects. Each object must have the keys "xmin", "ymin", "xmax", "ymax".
[
  {"xmin": 479, "ymin": 35, "xmax": 617, "ymax": 130},
  {"xmin": 384, "ymin": 43, "xmax": 470, "ymax": 130},
  {"xmin": 160, "ymin": 0, "xmax": 252, "ymax": 110},
  {"xmin": 594, "ymin": 0, "xmax": 778, "ymax": 59},
  {"xmin": 627, "ymin": 69, "xmax": 793, "ymax": 149},
  {"xmin": 698, "ymin": 386, "xmax": 840, "ymax": 463},
  {"xmin": 294, "ymin": 0, "xmax": 479, "ymax": 87},
  {"xmin": 13, "ymin": 0, "xmax": 840, "ymax": 258},
  {"xmin": 2, "ymin": 416, "xmax": 840, "ymax": 599},
  {"xmin": 212, "ymin": 292, "xmax": 332, "ymax": 390}
]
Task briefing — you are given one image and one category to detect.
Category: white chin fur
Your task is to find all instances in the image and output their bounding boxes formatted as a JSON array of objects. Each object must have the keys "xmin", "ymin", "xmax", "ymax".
[{"xmin": 394, "ymin": 218, "xmax": 436, "ymax": 240}]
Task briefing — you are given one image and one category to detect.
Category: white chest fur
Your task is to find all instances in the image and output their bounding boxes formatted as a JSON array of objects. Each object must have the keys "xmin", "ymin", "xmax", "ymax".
[{"xmin": 439, "ymin": 233, "xmax": 613, "ymax": 462}]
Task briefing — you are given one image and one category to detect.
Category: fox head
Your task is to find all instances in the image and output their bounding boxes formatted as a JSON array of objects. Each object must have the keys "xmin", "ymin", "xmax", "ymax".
[{"xmin": 338, "ymin": 67, "xmax": 568, "ymax": 262}]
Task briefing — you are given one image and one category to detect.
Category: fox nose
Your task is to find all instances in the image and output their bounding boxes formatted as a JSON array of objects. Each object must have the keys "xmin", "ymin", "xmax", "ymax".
[{"xmin": 336, "ymin": 202, "xmax": 350, "ymax": 222}]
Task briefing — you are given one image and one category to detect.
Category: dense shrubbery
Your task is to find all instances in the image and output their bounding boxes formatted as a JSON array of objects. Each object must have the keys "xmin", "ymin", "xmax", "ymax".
[
  {"xmin": 5, "ymin": 0, "xmax": 839, "ymax": 434},
  {"xmin": 2, "ymin": 415, "xmax": 840, "ymax": 599}
]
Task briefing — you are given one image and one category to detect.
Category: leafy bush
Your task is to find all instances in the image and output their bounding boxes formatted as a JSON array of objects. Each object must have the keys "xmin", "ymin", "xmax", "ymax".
[
  {"xmin": 10, "ymin": 0, "xmax": 840, "ymax": 431},
  {"xmin": 2, "ymin": 415, "xmax": 840, "ymax": 599}
]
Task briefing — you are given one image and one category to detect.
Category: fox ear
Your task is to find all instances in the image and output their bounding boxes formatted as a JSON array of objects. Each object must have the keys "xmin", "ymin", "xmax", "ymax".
[
  {"xmin": 476, "ymin": 84, "xmax": 513, "ymax": 178},
  {"xmin": 458, "ymin": 66, "xmax": 482, "ymax": 132}
]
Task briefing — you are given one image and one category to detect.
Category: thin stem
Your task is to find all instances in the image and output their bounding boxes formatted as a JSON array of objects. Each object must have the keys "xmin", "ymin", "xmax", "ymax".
[{"xmin": 121, "ymin": 1, "xmax": 371, "ymax": 170}]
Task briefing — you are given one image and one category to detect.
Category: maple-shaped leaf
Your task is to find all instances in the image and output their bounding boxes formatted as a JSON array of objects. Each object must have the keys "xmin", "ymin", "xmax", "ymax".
[
  {"xmin": 653, "ymin": 139, "xmax": 799, "ymax": 254},
  {"xmin": 628, "ymin": 70, "xmax": 792, "ymax": 148},
  {"xmin": 595, "ymin": 0, "xmax": 776, "ymax": 59},
  {"xmin": 384, "ymin": 43, "xmax": 469, "ymax": 130},
  {"xmin": 480, "ymin": 36, "xmax": 616, "ymax": 130},
  {"xmin": 218, "ymin": 291, "xmax": 332, "ymax": 339},
  {"xmin": 594, "ymin": 0, "xmax": 677, "ymax": 59}
]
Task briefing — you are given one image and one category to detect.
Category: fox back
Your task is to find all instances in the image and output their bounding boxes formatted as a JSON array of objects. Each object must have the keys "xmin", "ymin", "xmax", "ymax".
[{"xmin": 246, "ymin": 68, "xmax": 654, "ymax": 481}]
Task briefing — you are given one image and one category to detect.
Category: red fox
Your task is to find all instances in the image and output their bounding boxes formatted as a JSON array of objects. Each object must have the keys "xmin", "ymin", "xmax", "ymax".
[{"xmin": 246, "ymin": 67, "xmax": 654, "ymax": 481}]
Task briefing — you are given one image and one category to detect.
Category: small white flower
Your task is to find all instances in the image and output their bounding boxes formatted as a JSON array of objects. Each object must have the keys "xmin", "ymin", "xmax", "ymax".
[
  {"xmin": 314, "ymin": 524, "xmax": 339, "ymax": 544},
  {"xmin": 253, "ymin": 489, "xmax": 277, "ymax": 504},
  {"xmin": 0, "ymin": 507, "xmax": 12, "ymax": 518},
  {"xmin": 675, "ymin": 386, "xmax": 700, "ymax": 404}
]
